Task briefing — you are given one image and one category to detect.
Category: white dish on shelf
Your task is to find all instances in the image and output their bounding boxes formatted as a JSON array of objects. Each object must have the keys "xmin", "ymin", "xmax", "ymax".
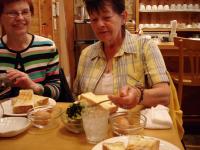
[
  {"xmin": 1, "ymin": 98, "xmax": 56, "ymax": 117},
  {"xmin": 0, "ymin": 117, "xmax": 31, "ymax": 137},
  {"xmin": 92, "ymin": 135, "xmax": 180, "ymax": 150}
]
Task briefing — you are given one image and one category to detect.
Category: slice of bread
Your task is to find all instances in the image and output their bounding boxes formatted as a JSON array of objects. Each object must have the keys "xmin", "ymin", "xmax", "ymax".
[
  {"xmin": 79, "ymin": 92, "xmax": 118, "ymax": 114},
  {"xmin": 12, "ymin": 89, "xmax": 49, "ymax": 114},
  {"xmin": 32, "ymin": 94, "xmax": 49, "ymax": 106},
  {"xmin": 12, "ymin": 90, "xmax": 34, "ymax": 114},
  {"xmin": 103, "ymin": 142, "xmax": 126, "ymax": 150},
  {"xmin": 126, "ymin": 135, "xmax": 160, "ymax": 150}
]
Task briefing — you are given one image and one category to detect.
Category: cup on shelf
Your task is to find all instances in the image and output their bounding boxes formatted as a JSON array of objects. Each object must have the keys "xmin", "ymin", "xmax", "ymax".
[
  {"xmin": 188, "ymin": 4, "xmax": 194, "ymax": 10},
  {"xmin": 146, "ymin": 5, "xmax": 152, "ymax": 11},
  {"xmin": 139, "ymin": 24, "xmax": 144, "ymax": 29},
  {"xmin": 176, "ymin": 4, "xmax": 182, "ymax": 10},
  {"xmin": 144, "ymin": 24, "xmax": 150, "ymax": 28},
  {"xmin": 164, "ymin": 5, "xmax": 170, "ymax": 11},
  {"xmin": 182, "ymin": 4, "xmax": 188, "ymax": 10},
  {"xmin": 152, "ymin": 5, "xmax": 158, "ymax": 11},
  {"xmin": 154, "ymin": 24, "xmax": 160, "ymax": 28},
  {"xmin": 192, "ymin": 23, "xmax": 198, "ymax": 28},
  {"xmin": 170, "ymin": 4, "xmax": 176, "ymax": 10},
  {"xmin": 158, "ymin": 5, "xmax": 164, "ymax": 11},
  {"xmin": 140, "ymin": 4, "xmax": 145, "ymax": 11},
  {"xmin": 186, "ymin": 24, "xmax": 192, "ymax": 28},
  {"xmin": 179, "ymin": 23, "xmax": 186, "ymax": 29},
  {"xmin": 194, "ymin": 4, "xmax": 199, "ymax": 10},
  {"xmin": 149, "ymin": 24, "xmax": 155, "ymax": 28}
]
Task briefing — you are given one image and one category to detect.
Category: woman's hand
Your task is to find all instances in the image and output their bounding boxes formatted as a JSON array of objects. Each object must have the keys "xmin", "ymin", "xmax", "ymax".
[
  {"xmin": 109, "ymin": 83, "xmax": 170, "ymax": 109},
  {"xmin": 108, "ymin": 85, "xmax": 141, "ymax": 109},
  {"xmin": 6, "ymin": 69, "xmax": 42, "ymax": 94}
]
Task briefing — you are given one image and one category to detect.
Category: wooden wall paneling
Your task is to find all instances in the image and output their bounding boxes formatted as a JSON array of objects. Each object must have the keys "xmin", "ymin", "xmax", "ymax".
[
  {"xmin": 56, "ymin": 0, "xmax": 71, "ymax": 80},
  {"xmin": 40, "ymin": 0, "xmax": 53, "ymax": 39},
  {"xmin": 64, "ymin": 0, "xmax": 75, "ymax": 86},
  {"xmin": 52, "ymin": 0, "xmax": 60, "ymax": 52},
  {"xmin": 135, "ymin": 0, "xmax": 140, "ymax": 31},
  {"xmin": 30, "ymin": 0, "xmax": 40, "ymax": 35}
]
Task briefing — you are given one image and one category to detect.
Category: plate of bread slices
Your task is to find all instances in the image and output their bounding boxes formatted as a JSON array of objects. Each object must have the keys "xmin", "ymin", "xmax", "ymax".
[
  {"xmin": 92, "ymin": 135, "xmax": 180, "ymax": 150},
  {"xmin": 1, "ymin": 89, "xmax": 56, "ymax": 117}
]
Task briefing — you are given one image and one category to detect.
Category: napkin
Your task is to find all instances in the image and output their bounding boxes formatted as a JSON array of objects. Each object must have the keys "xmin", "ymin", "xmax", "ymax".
[{"xmin": 141, "ymin": 105, "xmax": 173, "ymax": 129}]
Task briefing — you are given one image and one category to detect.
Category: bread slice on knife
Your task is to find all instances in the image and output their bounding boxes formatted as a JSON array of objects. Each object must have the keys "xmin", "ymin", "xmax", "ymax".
[{"xmin": 79, "ymin": 92, "xmax": 118, "ymax": 114}]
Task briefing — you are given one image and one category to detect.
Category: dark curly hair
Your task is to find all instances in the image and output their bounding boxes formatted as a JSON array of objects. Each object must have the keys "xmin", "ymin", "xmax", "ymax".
[
  {"xmin": 82, "ymin": 0, "xmax": 125, "ymax": 15},
  {"xmin": 82, "ymin": 0, "xmax": 126, "ymax": 34}
]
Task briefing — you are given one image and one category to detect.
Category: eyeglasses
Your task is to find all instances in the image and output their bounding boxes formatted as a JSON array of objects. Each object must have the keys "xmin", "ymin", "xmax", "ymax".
[{"xmin": 4, "ymin": 9, "xmax": 31, "ymax": 18}]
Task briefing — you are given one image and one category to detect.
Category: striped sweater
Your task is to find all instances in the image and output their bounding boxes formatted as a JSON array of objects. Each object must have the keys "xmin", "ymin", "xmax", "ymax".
[{"xmin": 0, "ymin": 34, "xmax": 60, "ymax": 100}]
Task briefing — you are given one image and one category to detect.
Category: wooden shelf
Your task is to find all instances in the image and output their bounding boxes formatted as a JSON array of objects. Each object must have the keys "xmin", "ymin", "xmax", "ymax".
[
  {"xmin": 140, "ymin": 10, "xmax": 200, "ymax": 13},
  {"xmin": 143, "ymin": 28, "xmax": 200, "ymax": 32},
  {"xmin": 136, "ymin": 0, "xmax": 200, "ymax": 34}
]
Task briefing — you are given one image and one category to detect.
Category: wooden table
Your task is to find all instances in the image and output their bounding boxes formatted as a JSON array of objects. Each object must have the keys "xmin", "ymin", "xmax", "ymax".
[
  {"xmin": 0, "ymin": 102, "xmax": 184, "ymax": 150},
  {"xmin": 158, "ymin": 42, "xmax": 179, "ymax": 56}
]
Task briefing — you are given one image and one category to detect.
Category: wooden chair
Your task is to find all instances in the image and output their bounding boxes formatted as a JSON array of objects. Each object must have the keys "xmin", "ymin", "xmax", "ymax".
[
  {"xmin": 58, "ymin": 68, "xmax": 74, "ymax": 102},
  {"xmin": 173, "ymin": 37, "xmax": 200, "ymax": 106}
]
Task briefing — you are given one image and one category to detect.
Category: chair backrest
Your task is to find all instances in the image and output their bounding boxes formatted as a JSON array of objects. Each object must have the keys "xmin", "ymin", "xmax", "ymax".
[
  {"xmin": 173, "ymin": 37, "xmax": 200, "ymax": 105},
  {"xmin": 58, "ymin": 68, "xmax": 74, "ymax": 102},
  {"xmin": 174, "ymin": 37, "xmax": 184, "ymax": 84},
  {"xmin": 182, "ymin": 38, "xmax": 200, "ymax": 85},
  {"xmin": 173, "ymin": 37, "xmax": 184, "ymax": 105}
]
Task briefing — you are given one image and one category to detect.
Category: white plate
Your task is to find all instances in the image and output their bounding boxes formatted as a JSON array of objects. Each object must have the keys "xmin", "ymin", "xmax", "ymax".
[
  {"xmin": 92, "ymin": 135, "xmax": 180, "ymax": 150},
  {"xmin": 0, "ymin": 117, "xmax": 31, "ymax": 137},
  {"xmin": 2, "ymin": 98, "xmax": 56, "ymax": 117}
]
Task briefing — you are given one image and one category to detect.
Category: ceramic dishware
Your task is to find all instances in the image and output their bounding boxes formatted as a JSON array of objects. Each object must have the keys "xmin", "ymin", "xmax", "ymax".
[
  {"xmin": 164, "ymin": 5, "xmax": 170, "ymax": 11},
  {"xmin": 188, "ymin": 4, "xmax": 194, "ymax": 10},
  {"xmin": 158, "ymin": 5, "xmax": 164, "ymax": 11},
  {"xmin": 194, "ymin": 4, "xmax": 199, "ymax": 10},
  {"xmin": 182, "ymin": 4, "xmax": 187, "ymax": 10},
  {"xmin": 146, "ymin": 5, "xmax": 152, "ymax": 11},
  {"xmin": 170, "ymin": 4, "xmax": 176, "ymax": 10},
  {"xmin": 140, "ymin": 4, "xmax": 145, "ymax": 11},
  {"xmin": 176, "ymin": 4, "xmax": 182, "ymax": 10},
  {"xmin": 152, "ymin": 5, "xmax": 158, "ymax": 11}
]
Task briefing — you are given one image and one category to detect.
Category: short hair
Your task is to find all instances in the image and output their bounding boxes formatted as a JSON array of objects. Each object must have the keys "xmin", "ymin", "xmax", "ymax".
[
  {"xmin": 83, "ymin": 0, "xmax": 125, "ymax": 15},
  {"xmin": 0, "ymin": 0, "xmax": 34, "ymax": 16}
]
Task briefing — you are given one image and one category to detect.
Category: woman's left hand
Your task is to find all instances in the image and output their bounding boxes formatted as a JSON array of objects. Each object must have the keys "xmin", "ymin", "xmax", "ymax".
[
  {"xmin": 6, "ymin": 69, "xmax": 38, "ymax": 90},
  {"xmin": 108, "ymin": 85, "xmax": 140, "ymax": 109}
]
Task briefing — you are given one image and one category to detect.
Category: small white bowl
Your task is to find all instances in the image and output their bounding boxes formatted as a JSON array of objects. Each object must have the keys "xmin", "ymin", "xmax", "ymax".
[{"xmin": 0, "ymin": 117, "xmax": 31, "ymax": 137}]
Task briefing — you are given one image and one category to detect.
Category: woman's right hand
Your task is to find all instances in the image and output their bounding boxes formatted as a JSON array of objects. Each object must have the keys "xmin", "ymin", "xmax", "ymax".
[
  {"xmin": 108, "ymin": 85, "xmax": 141, "ymax": 109},
  {"xmin": 6, "ymin": 69, "xmax": 43, "ymax": 94}
]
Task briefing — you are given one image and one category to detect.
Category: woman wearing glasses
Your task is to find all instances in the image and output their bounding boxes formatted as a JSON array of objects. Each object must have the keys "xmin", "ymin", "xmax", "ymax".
[{"xmin": 0, "ymin": 0, "xmax": 60, "ymax": 100}]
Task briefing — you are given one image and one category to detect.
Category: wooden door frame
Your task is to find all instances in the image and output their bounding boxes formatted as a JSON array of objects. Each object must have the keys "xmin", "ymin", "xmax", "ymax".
[{"xmin": 64, "ymin": 0, "xmax": 75, "ymax": 86}]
